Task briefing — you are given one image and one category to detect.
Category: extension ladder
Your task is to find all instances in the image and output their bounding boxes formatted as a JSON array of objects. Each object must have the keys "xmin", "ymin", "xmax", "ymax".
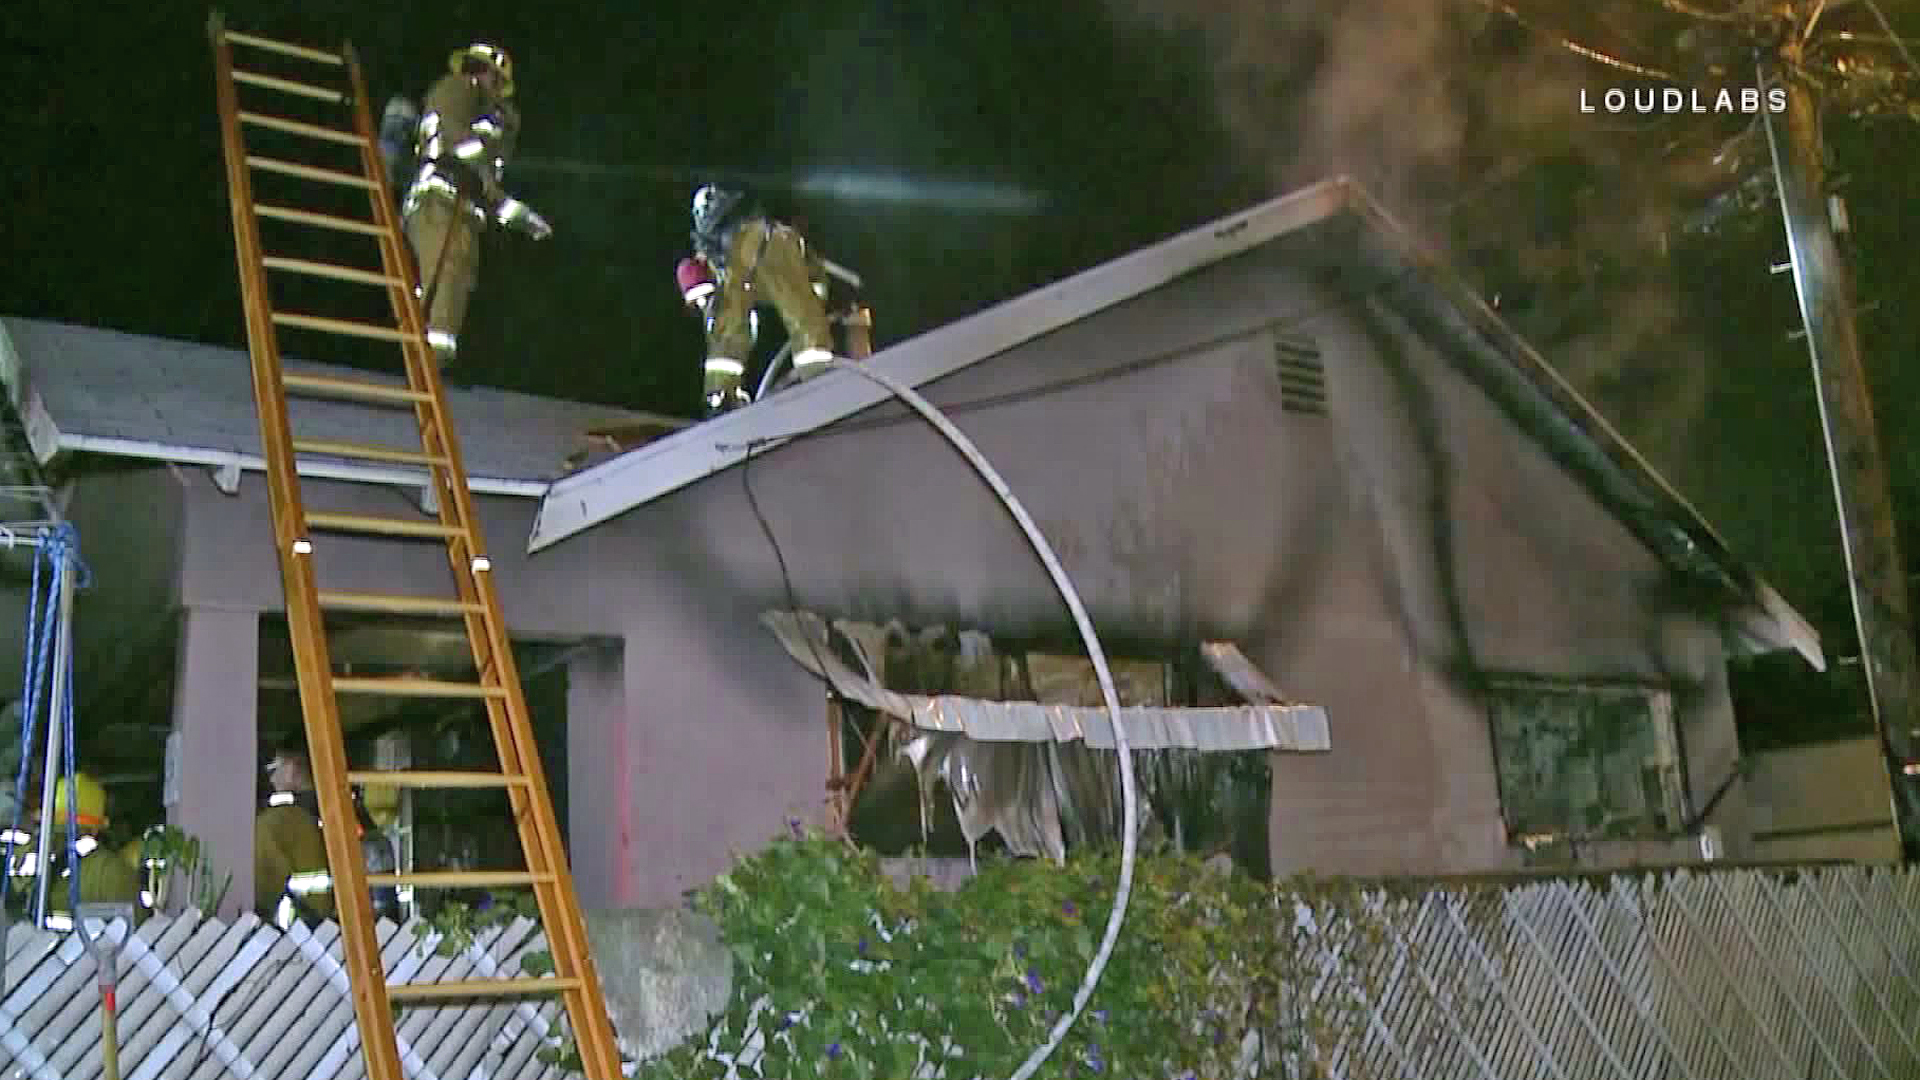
[{"xmin": 204, "ymin": 15, "xmax": 621, "ymax": 1080}]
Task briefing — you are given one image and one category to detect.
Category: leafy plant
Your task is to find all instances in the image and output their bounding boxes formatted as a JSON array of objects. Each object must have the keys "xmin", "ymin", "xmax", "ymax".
[
  {"xmin": 628, "ymin": 831, "xmax": 1419, "ymax": 1080},
  {"xmin": 142, "ymin": 825, "xmax": 231, "ymax": 915},
  {"xmin": 409, "ymin": 890, "xmax": 556, "ymax": 983}
]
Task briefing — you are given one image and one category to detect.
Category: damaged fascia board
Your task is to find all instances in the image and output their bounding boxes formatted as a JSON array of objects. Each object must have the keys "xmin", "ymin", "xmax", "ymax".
[
  {"xmin": 762, "ymin": 611, "xmax": 1331, "ymax": 753},
  {"xmin": 525, "ymin": 179, "xmax": 1360, "ymax": 553},
  {"xmin": 55, "ymin": 432, "xmax": 549, "ymax": 498}
]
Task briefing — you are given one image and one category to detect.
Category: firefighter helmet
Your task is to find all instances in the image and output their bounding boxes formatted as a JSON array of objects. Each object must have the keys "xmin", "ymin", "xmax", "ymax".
[
  {"xmin": 449, "ymin": 43, "xmax": 514, "ymax": 97},
  {"xmin": 692, "ymin": 185, "xmax": 744, "ymax": 236},
  {"xmin": 51, "ymin": 772, "xmax": 108, "ymax": 831}
]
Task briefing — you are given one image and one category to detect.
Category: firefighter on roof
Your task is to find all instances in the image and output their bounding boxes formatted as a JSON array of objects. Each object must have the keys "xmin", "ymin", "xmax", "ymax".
[
  {"xmin": 401, "ymin": 43, "xmax": 552, "ymax": 372},
  {"xmin": 690, "ymin": 184, "xmax": 835, "ymax": 417}
]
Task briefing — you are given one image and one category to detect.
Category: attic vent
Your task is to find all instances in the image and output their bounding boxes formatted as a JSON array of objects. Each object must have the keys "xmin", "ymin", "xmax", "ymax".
[{"xmin": 1274, "ymin": 334, "xmax": 1327, "ymax": 416}]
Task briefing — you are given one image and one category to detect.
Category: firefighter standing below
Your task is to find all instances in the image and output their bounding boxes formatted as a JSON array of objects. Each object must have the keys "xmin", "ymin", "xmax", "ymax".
[
  {"xmin": 690, "ymin": 184, "xmax": 836, "ymax": 417},
  {"xmin": 401, "ymin": 43, "xmax": 552, "ymax": 372},
  {"xmin": 4, "ymin": 773, "xmax": 141, "ymax": 928},
  {"xmin": 254, "ymin": 747, "xmax": 337, "ymax": 927}
]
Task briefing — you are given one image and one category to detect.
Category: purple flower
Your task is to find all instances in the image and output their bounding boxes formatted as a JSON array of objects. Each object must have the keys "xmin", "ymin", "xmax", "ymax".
[
  {"xmin": 1025, "ymin": 968, "xmax": 1043, "ymax": 993},
  {"xmin": 1062, "ymin": 900, "xmax": 1077, "ymax": 916},
  {"xmin": 1011, "ymin": 990, "xmax": 1027, "ymax": 1008},
  {"xmin": 825, "ymin": 1042, "xmax": 842, "ymax": 1060},
  {"xmin": 1092, "ymin": 1009, "xmax": 1108, "ymax": 1023},
  {"xmin": 1084, "ymin": 1045, "xmax": 1104, "ymax": 1072},
  {"xmin": 473, "ymin": 894, "xmax": 494, "ymax": 911},
  {"xmin": 857, "ymin": 938, "xmax": 868, "ymax": 955},
  {"xmin": 787, "ymin": 817, "xmax": 804, "ymax": 839},
  {"xmin": 776, "ymin": 1012, "xmax": 797, "ymax": 1031}
]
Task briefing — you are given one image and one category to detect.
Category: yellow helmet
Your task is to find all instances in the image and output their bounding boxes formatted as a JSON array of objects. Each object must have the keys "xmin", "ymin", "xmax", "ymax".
[
  {"xmin": 51, "ymin": 772, "xmax": 108, "ymax": 831},
  {"xmin": 449, "ymin": 43, "xmax": 514, "ymax": 98}
]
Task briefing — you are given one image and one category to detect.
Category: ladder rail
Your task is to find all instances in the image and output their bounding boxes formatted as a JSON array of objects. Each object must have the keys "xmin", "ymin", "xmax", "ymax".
[
  {"xmin": 339, "ymin": 47, "xmax": 626, "ymax": 1078},
  {"xmin": 205, "ymin": 14, "xmax": 407, "ymax": 1080}
]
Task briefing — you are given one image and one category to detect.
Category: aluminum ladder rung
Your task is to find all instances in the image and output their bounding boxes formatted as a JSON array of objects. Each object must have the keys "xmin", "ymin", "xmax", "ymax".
[
  {"xmin": 387, "ymin": 977, "xmax": 583, "ymax": 1003},
  {"xmin": 367, "ymin": 871, "xmax": 556, "ymax": 889},
  {"xmin": 255, "ymin": 204, "xmax": 387, "ymax": 236},
  {"xmin": 292, "ymin": 438, "xmax": 446, "ymax": 467},
  {"xmin": 263, "ymin": 256, "xmax": 402, "ymax": 287},
  {"xmin": 223, "ymin": 30, "xmax": 344, "ymax": 65},
  {"xmin": 247, "ymin": 155, "xmax": 377, "ymax": 189},
  {"xmin": 273, "ymin": 312, "xmax": 414, "ymax": 342},
  {"xmin": 305, "ymin": 511, "xmax": 461, "ymax": 539},
  {"xmin": 346, "ymin": 770, "xmax": 531, "ymax": 789},
  {"xmin": 332, "ymin": 676, "xmax": 508, "ymax": 700},
  {"xmin": 232, "ymin": 70, "xmax": 346, "ymax": 103},
  {"xmin": 239, "ymin": 111, "xmax": 365, "ymax": 146},
  {"xmin": 283, "ymin": 373, "xmax": 431, "ymax": 405},
  {"xmin": 316, "ymin": 590, "xmax": 482, "ymax": 616}
]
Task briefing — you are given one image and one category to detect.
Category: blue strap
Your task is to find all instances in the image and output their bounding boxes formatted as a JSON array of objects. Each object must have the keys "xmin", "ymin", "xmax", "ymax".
[{"xmin": 2, "ymin": 524, "xmax": 90, "ymax": 925}]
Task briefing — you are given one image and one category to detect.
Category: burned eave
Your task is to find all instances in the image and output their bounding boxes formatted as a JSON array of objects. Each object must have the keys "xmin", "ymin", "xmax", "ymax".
[{"xmin": 1281, "ymin": 193, "xmax": 1819, "ymax": 668}]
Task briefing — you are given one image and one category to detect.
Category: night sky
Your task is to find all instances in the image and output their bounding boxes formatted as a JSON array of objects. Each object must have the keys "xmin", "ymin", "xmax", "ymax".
[{"xmin": 6, "ymin": 0, "xmax": 1920, "ymax": 743}]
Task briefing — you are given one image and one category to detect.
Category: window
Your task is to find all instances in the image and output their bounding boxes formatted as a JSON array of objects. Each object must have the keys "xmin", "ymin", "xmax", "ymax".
[
  {"xmin": 1486, "ymin": 680, "xmax": 1689, "ymax": 842},
  {"xmin": 817, "ymin": 619, "xmax": 1274, "ymax": 873}
]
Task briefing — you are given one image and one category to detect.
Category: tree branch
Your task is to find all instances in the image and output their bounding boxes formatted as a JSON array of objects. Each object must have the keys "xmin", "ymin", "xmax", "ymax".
[{"xmin": 1479, "ymin": 0, "xmax": 1687, "ymax": 81}]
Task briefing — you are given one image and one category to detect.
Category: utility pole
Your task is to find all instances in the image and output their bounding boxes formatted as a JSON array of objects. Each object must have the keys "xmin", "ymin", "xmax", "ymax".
[{"xmin": 1760, "ymin": 48, "xmax": 1920, "ymax": 854}]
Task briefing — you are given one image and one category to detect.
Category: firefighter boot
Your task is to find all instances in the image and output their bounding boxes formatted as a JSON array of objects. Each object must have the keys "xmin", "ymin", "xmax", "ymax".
[{"xmin": 702, "ymin": 358, "xmax": 750, "ymax": 418}]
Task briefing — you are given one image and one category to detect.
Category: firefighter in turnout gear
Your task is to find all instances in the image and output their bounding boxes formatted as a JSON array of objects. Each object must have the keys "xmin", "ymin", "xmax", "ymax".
[
  {"xmin": 254, "ymin": 747, "xmax": 338, "ymax": 926},
  {"xmin": 401, "ymin": 43, "xmax": 552, "ymax": 371},
  {"xmin": 690, "ymin": 184, "xmax": 835, "ymax": 418},
  {"xmin": 6, "ymin": 773, "xmax": 142, "ymax": 928}
]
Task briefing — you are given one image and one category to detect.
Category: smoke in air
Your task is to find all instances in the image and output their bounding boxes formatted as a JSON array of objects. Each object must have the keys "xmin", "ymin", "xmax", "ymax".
[{"xmin": 1106, "ymin": 0, "xmax": 1763, "ymax": 474}]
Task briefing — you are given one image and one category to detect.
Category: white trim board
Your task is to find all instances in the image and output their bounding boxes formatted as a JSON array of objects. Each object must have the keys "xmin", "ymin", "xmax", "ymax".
[{"xmin": 59, "ymin": 432, "xmax": 550, "ymax": 498}]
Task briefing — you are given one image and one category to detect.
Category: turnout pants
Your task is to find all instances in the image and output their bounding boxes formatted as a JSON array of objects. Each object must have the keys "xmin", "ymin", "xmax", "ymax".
[
  {"xmin": 703, "ymin": 222, "xmax": 834, "ymax": 404},
  {"xmin": 404, "ymin": 194, "xmax": 482, "ymax": 368}
]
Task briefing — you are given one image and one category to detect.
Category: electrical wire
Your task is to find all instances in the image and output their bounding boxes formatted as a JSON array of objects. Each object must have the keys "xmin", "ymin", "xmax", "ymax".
[
  {"xmin": 739, "ymin": 435, "xmax": 839, "ymax": 713},
  {"xmin": 740, "ymin": 357, "xmax": 1136, "ymax": 1080}
]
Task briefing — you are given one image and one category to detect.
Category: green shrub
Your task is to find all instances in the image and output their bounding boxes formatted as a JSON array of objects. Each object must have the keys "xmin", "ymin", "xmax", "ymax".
[{"xmin": 635, "ymin": 835, "xmax": 1296, "ymax": 1080}]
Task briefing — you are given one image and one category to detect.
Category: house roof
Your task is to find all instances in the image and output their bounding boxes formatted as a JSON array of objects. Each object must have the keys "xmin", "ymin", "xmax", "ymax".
[{"xmin": 0, "ymin": 316, "xmax": 684, "ymax": 497}]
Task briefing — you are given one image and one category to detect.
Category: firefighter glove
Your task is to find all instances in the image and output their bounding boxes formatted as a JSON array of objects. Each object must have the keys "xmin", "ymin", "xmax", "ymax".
[{"xmin": 496, "ymin": 198, "xmax": 553, "ymax": 240}]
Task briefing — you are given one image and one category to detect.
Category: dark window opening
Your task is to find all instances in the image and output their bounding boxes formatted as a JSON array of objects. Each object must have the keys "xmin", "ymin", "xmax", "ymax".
[
  {"xmin": 834, "ymin": 624, "xmax": 1272, "ymax": 877},
  {"xmin": 257, "ymin": 612, "xmax": 574, "ymax": 925}
]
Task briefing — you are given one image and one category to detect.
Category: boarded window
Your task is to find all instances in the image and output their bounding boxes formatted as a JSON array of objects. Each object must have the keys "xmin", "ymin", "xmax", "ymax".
[{"xmin": 1487, "ymin": 682, "xmax": 1688, "ymax": 841}]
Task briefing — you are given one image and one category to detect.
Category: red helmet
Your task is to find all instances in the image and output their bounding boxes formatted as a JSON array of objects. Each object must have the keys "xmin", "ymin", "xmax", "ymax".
[{"xmin": 676, "ymin": 257, "xmax": 716, "ymax": 305}]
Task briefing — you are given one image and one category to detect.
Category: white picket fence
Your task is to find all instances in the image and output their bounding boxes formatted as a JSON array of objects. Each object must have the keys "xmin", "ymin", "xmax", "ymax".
[
  {"xmin": 1274, "ymin": 864, "xmax": 1920, "ymax": 1080},
  {"xmin": 0, "ymin": 911, "xmax": 574, "ymax": 1080},
  {"xmin": 6, "ymin": 865, "xmax": 1920, "ymax": 1080}
]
